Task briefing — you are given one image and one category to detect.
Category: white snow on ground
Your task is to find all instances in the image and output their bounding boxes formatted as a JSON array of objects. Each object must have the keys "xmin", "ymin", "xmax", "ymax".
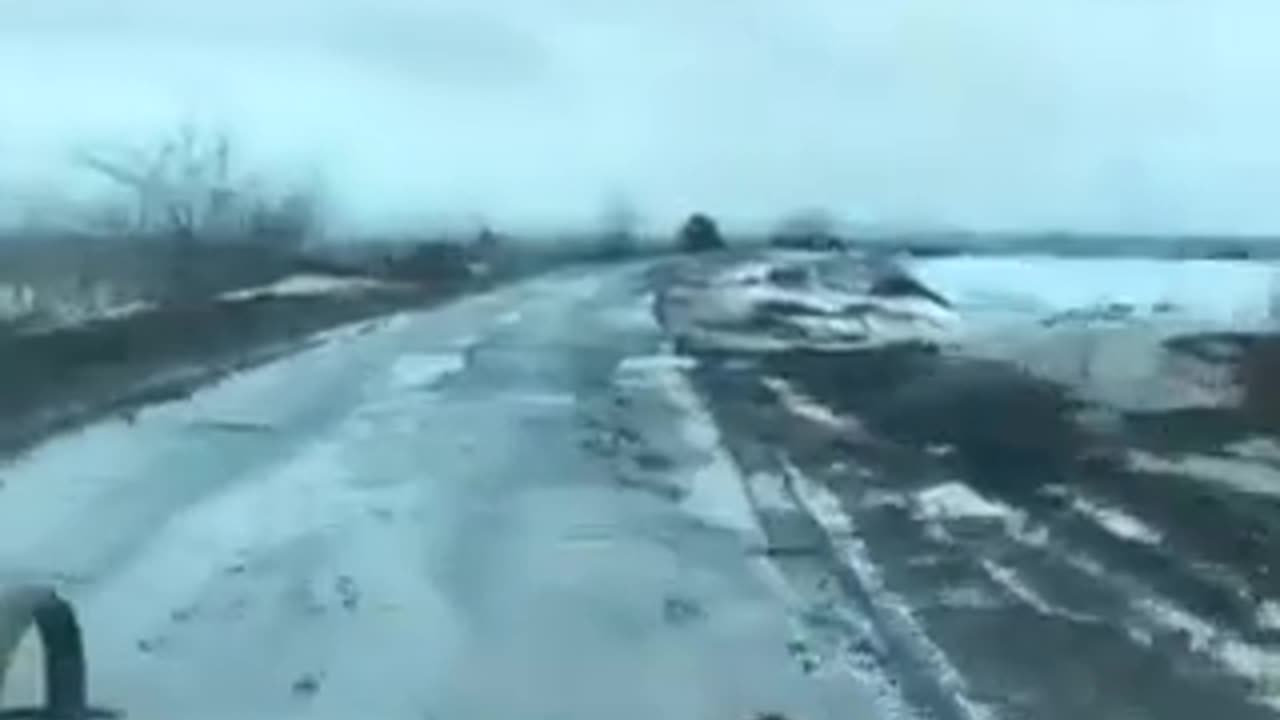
[
  {"xmin": 979, "ymin": 560, "xmax": 1055, "ymax": 615},
  {"xmin": 911, "ymin": 483, "xmax": 1058, "ymax": 556},
  {"xmin": 785, "ymin": 464, "xmax": 996, "ymax": 720},
  {"xmin": 0, "ymin": 281, "xmax": 35, "ymax": 318},
  {"xmin": 615, "ymin": 354, "xmax": 697, "ymax": 374},
  {"xmin": 914, "ymin": 483, "xmax": 1017, "ymax": 523},
  {"xmin": 0, "ymin": 280, "xmax": 158, "ymax": 331},
  {"xmin": 612, "ymin": 339, "xmax": 920, "ymax": 716},
  {"xmin": 1134, "ymin": 596, "xmax": 1280, "ymax": 711},
  {"xmin": 614, "ymin": 354, "xmax": 763, "ymax": 541},
  {"xmin": 897, "ymin": 256, "xmax": 1280, "ymax": 412},
  {"xmin": 666, "ymin": 253, "xmax": 959, "ymax": 352},
  {"xmin": 1258, "ymin": 601, "xmax": 1280, "ymax": 632},
  {"xmin": 1127, "ymin": 450, "xmax": 1280, "ymax": 502},
  {"xmin": 741, "ymin": 471, "xmax": 798, "ymax": 516},
  {"xmin": 219, "ymin": 274, "xmax": 402, "ymax": 301},
  {"xmin": 674, "ymin": 254, "xmax": 1277, "ymax": 406},
  {"xmin": 911, "ymin": 258, "xmax": 1279, "ymax": 329},
  {"xmin": 495, "ymin": 308, "xmax": 524, "ymax": 327},
  {"xmin": 980, "ymin": 322, "xmax": 1240, "ymax": 412},
  {"xmin": 1225, "ymin": 437, "xmax": 1280, "ymax": 465},
  {"xmin": 1063, "ymin": 493, "xmax": 1163, "ymax": 545},
  {"xmin": 388, "ymin": 352, "xmax": 465, "ymax": 390},
  {"xmin": 763, "ymin": 377, "xmax": 860, "ymax": 434}
]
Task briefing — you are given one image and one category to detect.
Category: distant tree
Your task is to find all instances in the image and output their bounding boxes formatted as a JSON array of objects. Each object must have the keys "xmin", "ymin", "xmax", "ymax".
[
  {"xmin": 467, "ymin": 223, "xmax": 507, "ymax": 279},
  {"xmin": 677, "ymin": 213, "xmax": 725, "ymax": 253},
  {"xmin": 598, "ymin": 197, "xmax": 640, "ymax": 259},
  {"xmin": 392, "ymin": 242, "xmax": 474, "ymax": 286},
  {"xmin": 73, "ymin": 123, "xmax": 318, "ymax": 247}
]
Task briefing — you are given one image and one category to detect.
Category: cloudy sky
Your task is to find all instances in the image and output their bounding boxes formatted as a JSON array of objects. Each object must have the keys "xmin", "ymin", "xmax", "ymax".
[{"xmin": 1, "ymin": 0, "xmax": 1277, "ymax": 236}]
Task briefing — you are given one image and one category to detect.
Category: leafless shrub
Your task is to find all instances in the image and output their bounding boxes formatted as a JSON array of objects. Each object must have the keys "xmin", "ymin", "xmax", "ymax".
[{"xmin": 26, "ymin": 123, "xmax": 326, "ymax": 310}]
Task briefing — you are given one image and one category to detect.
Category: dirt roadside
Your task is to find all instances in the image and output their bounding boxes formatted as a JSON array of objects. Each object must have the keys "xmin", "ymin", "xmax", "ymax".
[{"xmin": 652, "ymin": 252, "xmax": 1280, "ymax": 720}]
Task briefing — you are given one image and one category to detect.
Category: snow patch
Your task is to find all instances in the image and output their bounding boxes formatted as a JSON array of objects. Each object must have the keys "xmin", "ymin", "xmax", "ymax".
[
  {"xmin": 505, "ymin": 391, "xmax": 575, "ymax": 407},
  {"xmin": 912, "ymin": 257, "xmax": 1278, "ymax": 329},
  {"xmin": 859, "ymin": 490, "xmax": 911, "ymax": 512},
  {"xmin": 1068, "ymin": 495, "xmax": 1163, "ymax": 545},
  {"xmin": 1257, "ymin": 600, "xmax": 1280, "ymax": 632},
  {"xmin": 763, "ymin": 377, "xmax": 860, "ymax": 434},
  {"xmin": 389, "ymin": 353, "xmax": 465, "ymax": 390},
  {"xmin": 1128, "ymin": 451, "xmax": 1280, "ymax": 501},
  {"xmin": 1227, "ymin": 437, "xmax": 1280, "ymax": 465},
  {"xmin": 742, "ymin": 471, "xmax": 795, "ymax": 514},
  {"xmin": 496, "ymin": 309, "xmax": 524, "ymax": 327},
  {"xmin": 783, "ymin": 461, "xmax": 853, "ymax": 538},
  {"xmin": 667, "ymin": 254, "xmax": 959, "ymax": 353},
  {"xmin": 220, "ymin": 274, "xmax": 396, "ymax": 301},
  {"xmin": 1135, "ymin": 596, "xmax": 1280, "ymax": 710},
  {"xmin": 621, "ymin": 355, "xmax": 762, "ymax": 540},
  {"xmin": 787, "ymin": 468, "xmax": 995, "ymax": 720},
  {"xmin": 616, "ymin": 354, "xmax": 697, "ymax": 374},
  {"xmin": 915, "ymin": 483, "xmax": 1016, "ymax": 522},
  {"xmin": 980, "ymin": 560, "xmax": 1055, "ymax": 615},
  {"xmin": 900, "ymin": 256, "xmax": 1278, "ymax": 414}
]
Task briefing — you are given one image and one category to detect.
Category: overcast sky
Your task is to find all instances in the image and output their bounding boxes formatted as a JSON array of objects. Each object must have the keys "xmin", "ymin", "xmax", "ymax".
[{"xmin": 1, "ymin": 0, "xmax": 1278, "ymax": 236}]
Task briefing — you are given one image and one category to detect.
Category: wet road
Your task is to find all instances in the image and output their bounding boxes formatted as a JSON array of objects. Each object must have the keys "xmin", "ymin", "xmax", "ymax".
[{"xmin": 0, "ymin": 265, "xmax": 877, "ymax": 720}]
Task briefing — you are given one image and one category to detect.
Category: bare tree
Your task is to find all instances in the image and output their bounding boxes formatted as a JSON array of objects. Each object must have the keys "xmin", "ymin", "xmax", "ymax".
[
  {"xmin": 73, "ymin": 124, "xmax": 316, "ymax": 246},
  {"xmin": 69, "ymin": 124, "xmax": 321, "ymax": 303}
]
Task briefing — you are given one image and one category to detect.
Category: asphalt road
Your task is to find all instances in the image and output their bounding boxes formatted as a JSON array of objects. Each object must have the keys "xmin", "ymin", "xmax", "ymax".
[{"xmin": 0, "ymin": 264, "xmax": 878, "ymax": 720}]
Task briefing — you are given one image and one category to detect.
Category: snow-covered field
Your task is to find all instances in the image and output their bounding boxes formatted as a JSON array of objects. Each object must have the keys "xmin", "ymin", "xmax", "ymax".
[
  {"xmin": 909, "ymin": 256, "xmax": 1278, "ymax": 411},
  {"xmin": 667, "ymin": 251, "xmax": 1279, "ymax": 413},
  {"xmin": 912, "ymin": 257, "xmax": 1279, "ymax": 329}
]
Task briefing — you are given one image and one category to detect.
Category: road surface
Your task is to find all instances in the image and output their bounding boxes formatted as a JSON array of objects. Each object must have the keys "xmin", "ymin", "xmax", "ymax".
[
  {"xmin": 9, "ymin": 254, "xmax": 1280, "ymax": 720},
  {"xmin": 0, "ymin": 264, "xmax": 879, "ymax": 720}
]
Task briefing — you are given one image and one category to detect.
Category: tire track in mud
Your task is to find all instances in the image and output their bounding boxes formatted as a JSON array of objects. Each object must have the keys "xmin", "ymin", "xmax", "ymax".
[
  {"xmin": 684, "ymin": 355, "xmax": 988, "ymax": 720},
  {"xmin": 680, "ymin": 344, "xmax": 1280, "ymax": 720},
  {"xmin": 650, "ymin": 253, "xmax": 1280, "ymax": 719}
]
